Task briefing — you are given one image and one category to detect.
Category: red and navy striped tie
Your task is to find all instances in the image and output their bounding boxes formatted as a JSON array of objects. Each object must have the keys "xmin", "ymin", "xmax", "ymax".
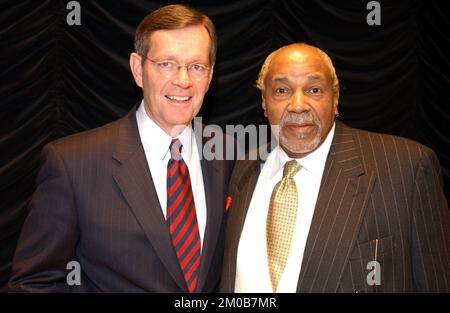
[{"xmin": 166, "ymin": 138, "xmax": 201, "ymax": 293}]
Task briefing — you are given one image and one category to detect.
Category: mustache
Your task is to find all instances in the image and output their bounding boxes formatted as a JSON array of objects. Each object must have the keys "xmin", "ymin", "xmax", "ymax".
[{"xmin": 281, "ymin": 112, "xmax": 319, "ymax": 125}]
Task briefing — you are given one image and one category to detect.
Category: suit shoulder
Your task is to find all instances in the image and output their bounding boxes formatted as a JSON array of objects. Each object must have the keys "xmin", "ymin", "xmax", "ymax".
[
  {"xmin": 45, "ymin": 118, "xmax": 122, "ymax": 158},
  {"xmin": 344, "ymin": 124, "xmax": 436, "ymax": 162}
]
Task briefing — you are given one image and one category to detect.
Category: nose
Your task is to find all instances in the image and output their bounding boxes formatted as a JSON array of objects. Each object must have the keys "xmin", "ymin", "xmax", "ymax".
[
  {"xmin": 288, "ymin": 90, "xmax": 309, "ymax": 113},
  {"xmin": 172, "ymin": 66, "xmax": 193, "ymax": 89}
]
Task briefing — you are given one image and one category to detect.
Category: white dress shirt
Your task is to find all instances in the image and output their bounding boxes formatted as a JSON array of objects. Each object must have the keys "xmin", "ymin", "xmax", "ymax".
[
  {"xmin": 235, "ymin": 123, "xmax": 335, "ymax": 293},
  {"xmin": 135, "ymin": 101, "xmax": 207, "ymax": 248}
]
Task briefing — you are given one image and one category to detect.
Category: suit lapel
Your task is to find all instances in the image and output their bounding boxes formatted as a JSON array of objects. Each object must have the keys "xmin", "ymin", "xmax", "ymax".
[
  {"xmin": 112, "ymin": 108, "xmax": 186, "ymax": 291},
  {"xmin": 297, "ymin": 122, "xmax": 376, "ymax": 292},
  {"xmin": 233, "ymin": 161, "xmax": 261, "ymax": 239},
  {"xmin": 222, "ymin": 158, "xmax": 261, "ymax": 291},
  {"xmin": 233, "ymin": 143, "xmax": 271, "ymax": 224},
  {"xmin": 196, "ymin": 155, "xmax": 221, "ymax": 291},
  {"xmin": 193, "ymin": 123, "xmax": 234, "ymax": 291}
]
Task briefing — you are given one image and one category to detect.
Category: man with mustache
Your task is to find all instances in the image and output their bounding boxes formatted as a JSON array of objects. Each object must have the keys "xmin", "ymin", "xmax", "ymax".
[{"xmin": 221, "ymin": 43, "xmax": 450, "ymax": 292}]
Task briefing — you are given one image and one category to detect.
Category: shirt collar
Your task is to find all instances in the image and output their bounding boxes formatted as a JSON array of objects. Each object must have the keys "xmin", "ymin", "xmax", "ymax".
[
  {"xmin": 136, "ymin": 100, "xmax": 194, "ymax": 164},
  {"xmin": 272, "ymin": 123, "xmax": 336, "ymax": 178}
]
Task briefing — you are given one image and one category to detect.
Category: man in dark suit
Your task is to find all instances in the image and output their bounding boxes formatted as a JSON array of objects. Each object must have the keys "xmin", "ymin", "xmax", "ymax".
[
  {"xmin": 9, "ymin": 4, "xmax": 234, "ymax": 292},
  {"xmin": 221, "ymin": 43, "xmax": 450, "ymax": 292}
]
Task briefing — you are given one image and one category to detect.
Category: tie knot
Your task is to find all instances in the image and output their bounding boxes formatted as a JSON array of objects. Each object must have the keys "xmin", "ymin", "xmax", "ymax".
[
  {"xmin": 283, "ymin": 160, "xmax": 301, "ymax": 178},
  {"xmin": 169, "ymin": 139, "xmax": 183, "ymax": 160}
]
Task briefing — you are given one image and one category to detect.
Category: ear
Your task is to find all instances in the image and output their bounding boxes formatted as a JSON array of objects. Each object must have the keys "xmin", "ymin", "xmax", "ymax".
[
  {"xmin": 333, "ymin": 89, "xmax": 339, "ymax": 116},
  {"xmin": 130, "ymin": 52, "xmax": 143, "ymax": 88},
  {"xmin": 205, "ymin": 63, "xmax": 215, "ymax": 92},
  {"xmin": 262, "ymin": 93, "xmax": 268, "ymax": 118}
]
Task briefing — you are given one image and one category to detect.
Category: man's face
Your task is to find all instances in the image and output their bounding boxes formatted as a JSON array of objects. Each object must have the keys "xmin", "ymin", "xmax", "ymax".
[
  {"xmin": 130, "ymin": 25, "xmax": 213, "ymax": 135},
  {"xmin": 262, "ymin": 46, "xmax": 339, "ymax": 158}
]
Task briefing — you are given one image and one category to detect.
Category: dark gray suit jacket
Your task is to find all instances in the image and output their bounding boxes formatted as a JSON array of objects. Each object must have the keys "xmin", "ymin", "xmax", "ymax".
[
  {"xmin": 9, "ymin": 106, "xmax": 235, "ymax": 292},
  {"xmin": 221, "ymin": 121, "xmax": 450, "ymax": 292}
]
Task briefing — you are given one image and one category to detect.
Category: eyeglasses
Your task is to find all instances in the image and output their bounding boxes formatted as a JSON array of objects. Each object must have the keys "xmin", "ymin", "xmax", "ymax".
[{"xmin": 141, "ymin": 55, "xmax": 210, "ymax": 80}]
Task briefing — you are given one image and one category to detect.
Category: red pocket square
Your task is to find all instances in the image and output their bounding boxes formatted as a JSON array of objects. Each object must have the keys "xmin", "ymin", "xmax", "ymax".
[{"xmin": 225, "ymin": 196, "xmax": 232, "ymax": 212}]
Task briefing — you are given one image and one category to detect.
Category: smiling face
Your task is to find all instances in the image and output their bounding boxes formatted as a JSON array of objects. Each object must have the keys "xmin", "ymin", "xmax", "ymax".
[
  {"xmin": 130, "ymin": 25, "xmax": 213, "ymax": 136},
  {"xmin": 262, "ymin": 45, "xmax": 339, "ymax": 158}
]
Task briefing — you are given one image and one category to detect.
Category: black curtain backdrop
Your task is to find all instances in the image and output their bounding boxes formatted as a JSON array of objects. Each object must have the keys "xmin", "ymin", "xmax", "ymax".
[{"xmin": 1, "ymin": 0, "xmax": 449, "ymax": 289}]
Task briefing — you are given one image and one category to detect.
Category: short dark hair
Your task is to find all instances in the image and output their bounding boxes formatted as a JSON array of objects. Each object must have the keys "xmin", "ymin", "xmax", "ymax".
[{"xmin": 134, "ymin": 4, "xmax": 217, "ymax": 65}]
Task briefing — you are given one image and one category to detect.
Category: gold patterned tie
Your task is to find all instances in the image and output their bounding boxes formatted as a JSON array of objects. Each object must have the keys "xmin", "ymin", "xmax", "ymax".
[{"xmin": 266, "ymin": 159, "xmax": 301, "ymax": 292}]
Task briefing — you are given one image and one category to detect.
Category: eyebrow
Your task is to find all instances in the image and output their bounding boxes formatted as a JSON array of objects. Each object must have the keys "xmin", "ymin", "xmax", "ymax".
[
  {"xmin": 271, "ymin": 74, "xmax": 327, "ymax": 84},
  {"xmin": 271, "ymin": 77, "xmax": 289, "ymax": 84},
  {"xmin": 305, "ymin": 74, "xmax": 326, "ymax": 83},
  {"xmin": 150, "ymin": 54, "xmax": 209, "ymax": 64}
]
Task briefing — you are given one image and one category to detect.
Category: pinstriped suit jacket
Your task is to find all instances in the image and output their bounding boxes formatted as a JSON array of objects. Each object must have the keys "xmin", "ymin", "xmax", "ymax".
[
  {"xmin": 220, "ymin": 121, "xmax": 450, "ymax": 292},
  {"xmin": 9, "ymin": 106, "xmax": 234, "ymax": 292}
]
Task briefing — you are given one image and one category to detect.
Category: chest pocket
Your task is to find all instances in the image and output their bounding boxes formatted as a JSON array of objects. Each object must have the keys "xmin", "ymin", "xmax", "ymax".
[{"xmin": 340, "ymin": 236, "xmax": 395, "ymax": 292}]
